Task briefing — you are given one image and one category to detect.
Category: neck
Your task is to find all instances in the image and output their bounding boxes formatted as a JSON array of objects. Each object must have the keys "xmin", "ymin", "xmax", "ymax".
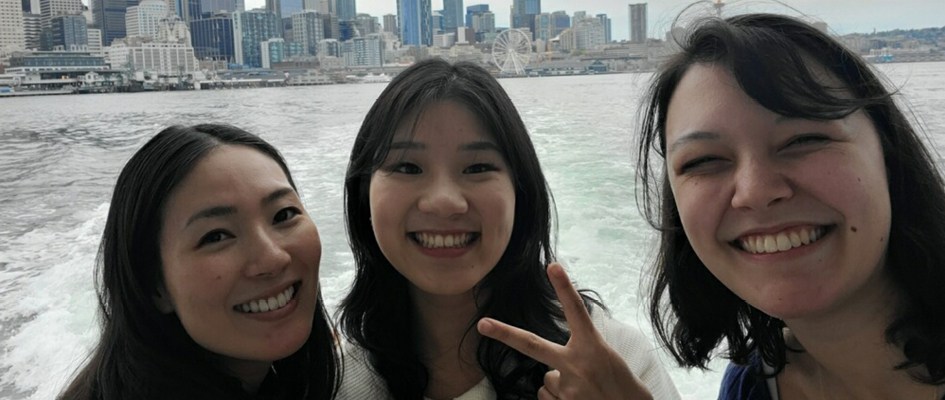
[
  {"xmin": 783, "ymin": 274, "xmax": 936, "ymax": 399},
  {"xmin": 221, "ymin": 358, "xmax": 272, "ymax": 395},
  {"xmin": 410, "ymin": 287, "xmax": 485, "ymax": 400}
]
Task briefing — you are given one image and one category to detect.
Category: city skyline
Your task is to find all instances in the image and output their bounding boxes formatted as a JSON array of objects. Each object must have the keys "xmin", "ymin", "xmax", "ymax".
[{"xmin": 210, "ymin": 0, "xmax": 942, "ymax": 41}]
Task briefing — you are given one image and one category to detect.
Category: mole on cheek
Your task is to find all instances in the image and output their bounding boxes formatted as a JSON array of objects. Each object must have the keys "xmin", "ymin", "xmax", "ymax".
[
  {"xmin": 216, "ymin": 275, "xmax": 222, "ymax": 280},
  {"xmin": 850, "ymin": 226, "xmax": 858, "ymax": 233}
]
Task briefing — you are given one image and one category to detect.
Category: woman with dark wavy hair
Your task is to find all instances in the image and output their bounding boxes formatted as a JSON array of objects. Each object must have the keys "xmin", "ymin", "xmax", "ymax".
[
  {"xmin": 637, "ymin": 12, "xmax": 945, "ymax": 400},
  {"xmin": 59, "ymin": 124, "xmax": 341, "ymax": 400},
  {"xmin": 339, "ymin": 58, "xmax": 679, "ymax": 399}
]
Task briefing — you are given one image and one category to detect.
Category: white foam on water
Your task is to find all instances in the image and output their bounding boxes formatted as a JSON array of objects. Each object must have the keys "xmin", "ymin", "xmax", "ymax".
[{"xmin": 0, "ymin": 204, "xmax": 106, "ymax": 399}]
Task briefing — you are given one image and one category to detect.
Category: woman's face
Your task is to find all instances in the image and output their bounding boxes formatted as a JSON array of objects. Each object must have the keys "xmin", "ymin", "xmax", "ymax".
[
  {"xmin": 158, "ymin": 145, "xmax": 321, "ymax": 380},
  {"xmin": 664, "ymin": 63, "xmax": 892, "ymax": 322},
  {"xmin": 368, "ymin": 100, "xmax": 516, "ymax": 299}
]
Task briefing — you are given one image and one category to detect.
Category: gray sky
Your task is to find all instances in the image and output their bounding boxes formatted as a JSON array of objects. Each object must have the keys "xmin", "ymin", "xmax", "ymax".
[{"xmin": 238, "ymin": 0, "xmax": 943, "ymax": 40}]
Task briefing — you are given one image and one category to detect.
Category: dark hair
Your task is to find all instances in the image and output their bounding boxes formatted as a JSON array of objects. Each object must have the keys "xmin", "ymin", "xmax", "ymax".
[
  {"xmin": 59, "ymin": 124, "xmax": 341, "ymax": 399},
  {"xmin": 637, "ymin": 13, "xmax": 945, "ymax": 383},
  {"xmin": 340, "ymin": 59, "xmax": 598, "ymax": 399}
]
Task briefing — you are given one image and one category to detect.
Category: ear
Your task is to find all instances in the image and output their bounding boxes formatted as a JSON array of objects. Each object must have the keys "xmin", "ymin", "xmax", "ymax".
[{"xmin": 153, "ymin": 284, "xmax": 175, "ymax": 314}]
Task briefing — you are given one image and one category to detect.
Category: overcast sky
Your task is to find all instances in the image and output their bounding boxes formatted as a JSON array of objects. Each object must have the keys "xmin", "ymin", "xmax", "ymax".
[{"xmin": 254, "ymin": 0, "xmax": 943, "ymax": 40}]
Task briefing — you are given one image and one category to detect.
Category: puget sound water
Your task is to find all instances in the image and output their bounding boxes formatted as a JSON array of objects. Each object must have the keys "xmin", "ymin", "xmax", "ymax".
[{"xmin": 1, "ymin": 62, "xmax": 943, "ymax": 400}]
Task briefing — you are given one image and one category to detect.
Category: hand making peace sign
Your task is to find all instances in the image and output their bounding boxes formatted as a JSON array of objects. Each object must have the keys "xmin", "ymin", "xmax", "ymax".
[{"xmin": 477, "ymin": 263, "xmax": 654, "ymax": 400}]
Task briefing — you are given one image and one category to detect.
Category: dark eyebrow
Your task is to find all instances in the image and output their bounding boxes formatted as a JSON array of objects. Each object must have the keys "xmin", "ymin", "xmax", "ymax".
[
  {"xmin": 668, "ymin": 131, "xmax": 720, "ymax": 154},
  {"xmin": 184, "ymin": 187, "xmax": 295, "ymax": 227},
  {"xmin": 389, "ymin": 141, "xmax": 424, "ymax": 150},
  {"xmin": 461, "ymin": 141, "xmax": 501, "ymax": 152}
]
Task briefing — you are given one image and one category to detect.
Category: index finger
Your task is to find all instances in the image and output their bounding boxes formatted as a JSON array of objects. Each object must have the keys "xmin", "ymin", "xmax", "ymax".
[
  {"xmin": 477, "ymin": 317, "xmax": 566, "ymax": 368},
  {"xmin": 547, "ymin": 263, "xmax": 598, "ymax": 341}
]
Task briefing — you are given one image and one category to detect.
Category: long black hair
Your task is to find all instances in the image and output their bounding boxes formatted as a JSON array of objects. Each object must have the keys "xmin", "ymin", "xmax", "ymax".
[
  {"xmin": 340, "ymin": 59, "xmax": 599, "ymax": 399},
  {"xmin": 59, "ymin": 124, "xmax": 341, "ymax": 399},
  {"xmin": 637, "ymin": 13, "xmax": 945, "ymax": 383}
]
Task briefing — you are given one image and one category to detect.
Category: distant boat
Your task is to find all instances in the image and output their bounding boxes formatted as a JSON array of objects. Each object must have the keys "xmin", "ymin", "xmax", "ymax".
[{"xmin": 360, "ymin": 73, "xmax": 392, "ymax": 84}]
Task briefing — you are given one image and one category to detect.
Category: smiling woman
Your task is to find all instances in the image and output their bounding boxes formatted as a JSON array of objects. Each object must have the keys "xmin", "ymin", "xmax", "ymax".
[
  {"xmin": 637, "ymin": 12, "xmax": 945, "ymax": 400},
  {"xmin": 57, "ymin": 124, "xmax": 341, "ymax": 400},
  {"xmin": 338, "ymin": 58, "xmax": 680, "ymax": 400}
]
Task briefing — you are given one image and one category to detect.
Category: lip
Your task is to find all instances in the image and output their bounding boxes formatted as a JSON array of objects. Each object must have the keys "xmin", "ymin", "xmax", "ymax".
[
  {"xmin": 731, "ymin": 225, "xmax": 835, "ymax": 259},
  {"xmin": 409, "ymin": 230, "xmax": 479, "ymax": 258},
  {"xmin": 234, "ymin": 281, "xmax": 302, "ymax": 321}
]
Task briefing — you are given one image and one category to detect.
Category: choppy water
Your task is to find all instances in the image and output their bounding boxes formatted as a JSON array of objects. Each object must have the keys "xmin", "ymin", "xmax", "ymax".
[{"xmin": 1, "ymin": 62, "xmax": 943, "ymax": 399}]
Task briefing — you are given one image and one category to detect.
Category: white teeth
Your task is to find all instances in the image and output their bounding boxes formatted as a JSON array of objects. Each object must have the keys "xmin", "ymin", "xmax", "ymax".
[
  {"xmin": 739, "ymin": 227, "xmax": 825, "ymax": 254},
  {"xmin": 414, "ymin": 232, "xmax": 473, "ymax": 249},
  {"xmin": 235, "ymin": 285, "xmax": 296, "ymax": 313}
]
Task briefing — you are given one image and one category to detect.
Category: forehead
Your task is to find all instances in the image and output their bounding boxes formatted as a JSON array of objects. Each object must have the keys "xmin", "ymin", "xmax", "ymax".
[
  {"xmin": 392, "ymin": 100, "xmax": 494, "ymax": 142},
  {"xmin": 165, "ymin": 145, "xmax": 288, "ymax": 210}
]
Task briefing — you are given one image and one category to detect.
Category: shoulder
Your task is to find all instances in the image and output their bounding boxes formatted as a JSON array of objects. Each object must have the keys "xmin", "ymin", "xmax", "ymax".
[
  {"xmin": 337, "ymin": 340, "xmax": 391, "ymax": 399},
  {"xmin": 589, "ymin": 308, "xmax": 682, "ymax": 400},
  {"xmin": 718, "ymin": 352, "xmax": 772, "ymax": 400}
]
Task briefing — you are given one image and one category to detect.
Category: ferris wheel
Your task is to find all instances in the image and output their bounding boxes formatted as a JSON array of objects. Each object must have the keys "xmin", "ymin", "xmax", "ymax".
[{"xmin": 492, "ymin": 29, "xmax": 532, "ymax": 75}]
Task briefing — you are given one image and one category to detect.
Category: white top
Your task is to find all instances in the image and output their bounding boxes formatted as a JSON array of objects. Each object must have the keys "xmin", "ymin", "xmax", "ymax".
[{"xmin": 337, "ymin": 309, "xmax": 681, "ymax": 400}]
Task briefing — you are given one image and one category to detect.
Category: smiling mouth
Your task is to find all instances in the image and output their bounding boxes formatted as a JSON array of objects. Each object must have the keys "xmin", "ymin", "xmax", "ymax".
[
  {"xmin": 234, "ymin": 282, "xmax": 300, "ymax": 313},
  {"xmin": 410, "ymin": 232, "xmax": 479, "ymax": 248},
  {"xmin": 735, "ymin": 226, "xmax": 832, "ymax": 254}
]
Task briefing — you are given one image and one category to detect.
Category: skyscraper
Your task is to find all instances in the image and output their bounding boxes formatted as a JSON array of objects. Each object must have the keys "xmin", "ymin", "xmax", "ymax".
[
  {"xmin": 335, "ymin": 0, "xmax": 353, "ymax": 20},
  {"xmin": 49, "ymin": 13, "xmax": 86, "ymax": 50},
  {"xmin": 382, "ymin": 13, "xmax": 396, "ymax": 35},
  {"xmin": 596, "ymin": 13, "xmax": 610, "ymax": 43},
  {"xmin": 91, "ymin": 0, "xmax": 139, "ymax": 45},
  {"xmin": 441, "ymin": 0, "xmax": 460, "ymax": 31},
  {"xmin": 190, "ymin": 13, "xmax": 233, "ymax": 61},
  {"xmin": 232, "ymin": 9, "xmax": 279, "ymax": 67},
  {"xmin": 39, "ymin": 0, "xmax": 81, "ymax": 29},
  {"xmin": 0, "ymin": 0, "xmax": 25, "ymax": 58},
  {"xmin": 628, "ymin": 3, "xmax": 646, "ymax": 43},
  {"xmin": 464, "ymin": 3, "xmax": 486, "ymax": 28},
  {"xmin": 398, "ymin": 0, "xmax": 431, "ymax": 46},
  {"xmin": 126, "ymin": 0, "xmax": 167, "ymax": 39},
  {"xmin": 510, "ymin": 0, "xmax": 538, "ymax": 36}
]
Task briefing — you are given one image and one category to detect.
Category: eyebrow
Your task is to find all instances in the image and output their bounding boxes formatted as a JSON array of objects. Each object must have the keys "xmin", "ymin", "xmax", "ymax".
[
  {"xmin": 184, "ymin": 187, "xmax": 295, "ymax": 227},
  {"xmin": 668, "ymin": 131, "xmax": 720, "ymax": 154}
]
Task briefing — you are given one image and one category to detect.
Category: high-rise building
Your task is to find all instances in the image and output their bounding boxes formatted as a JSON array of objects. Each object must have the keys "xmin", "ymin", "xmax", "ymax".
[
  {"xmin": 334, "ymin": 0, "xmax": 354, "ymax": 20},
  {"xmin": 126, "ymin": 0, "xmax": 168, "ymax": 39},
  {"xmin": 533, "ymin": 12, "xmax": 551, "ymax": 42},
  {"xmin": 91, "ymin": 0, "xmax": 140, "ymax": 45},
  {"xmin": 511, "ymin": 0, "xmax": 538, "ymax": 36},
  {"xmin": 382, "ymin": 13, "xmax": 396, "ymax": 35},
  {"xmin": 86, "ymin": 27, "xmax": 101, "ymax": 55},
  {"xmin": 49, "ymin": 13, "xmax": 85, "ymax": 50},
  {"xmin": 572, "ymin": 15, "xmax": 603, "ymax": 49},
  {"xmin": 232, "ymin": 9, "xmax": 279, "ymax": 67},
  {"xmin": 265, "ymin": 0, "xmax": 300, "ymax": 21},
  {"xmin": 470, "ymin": 10, "xmax": 492, "ymax": 34},
  {"xmin": 431, "ymin": 9, "xmax": 441, "ymax": 33},
  {"xmin": 596, "ymin": 13, "xmax": 610, "ymax": 43},
  {"xmin": 343, "ymin": 33, "xmax": 382, "ymax": 66},
  {"xmin": 39, "ymin": 0, "xmax": 80, "ymax": 29},
  {"xmin": 628, "ymin": 3, "xmax": 646, "ymax": 43},
  {"xmin": 189, "ymin": 12, "xmax": 233, "ymax": 61},
  {"xmin": 550, "ymin": 10, "xmax": 568, "ymax": 36},
  {"xmin": 398, "ymin": 0, "xmax": 431, "ymax": 47},
  {"xmin": 291, "ymin": 10, "xmax": 321, "ymax": 55},
  {"xmin": 22, "ymin": 12, "xmax": 41, "ymax": 49},
  {"xmin": 464, "ymin": 3, "xmax": 485, "ymax": 29},
  {"xmin": 441, "ymin": 0, "xmax": 460, "ymax": 31},
  {"xmin": 355, "ymin": 13, "xmax": 377, "ymax": 35},
  {"xmin": 1, "ymin": 0, "xmax": 25, "ymax": 59}
]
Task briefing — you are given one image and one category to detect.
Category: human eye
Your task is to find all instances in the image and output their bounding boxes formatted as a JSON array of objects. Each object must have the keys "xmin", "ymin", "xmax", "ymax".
[
  {"xmin": 197, "ymin": 230, "xmax": 233, "ymax": 247},
  {"xmin": 274, "ymin": 206, "xmax": 302, "ymax": 224},
  {"xmin": 784, "ymin": 133, "xmax": 831, "ymax": 148},
  {"xmin": 678, "ymin": 155, "xmax": 724, "ymax": 174},
  {"xmin": 386, "ymin": 162, "xmax": 422, "ymax": 174},
  {"xmin": 463, "ymin": 163, "xmax": 499, "ymax": 174}
]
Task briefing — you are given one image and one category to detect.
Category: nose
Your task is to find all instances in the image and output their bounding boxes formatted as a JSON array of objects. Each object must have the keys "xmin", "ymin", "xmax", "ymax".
[
  {"xmin": 417, "ymin": 173, "xmax": 469, "ymax": 217},
  {"xmin": 730, "ymin": 158, "xmax": 794, "ymax": 210},
  {"xmin": 244, "ymin": 227, "xmax": 291, "ymax": 278}
]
